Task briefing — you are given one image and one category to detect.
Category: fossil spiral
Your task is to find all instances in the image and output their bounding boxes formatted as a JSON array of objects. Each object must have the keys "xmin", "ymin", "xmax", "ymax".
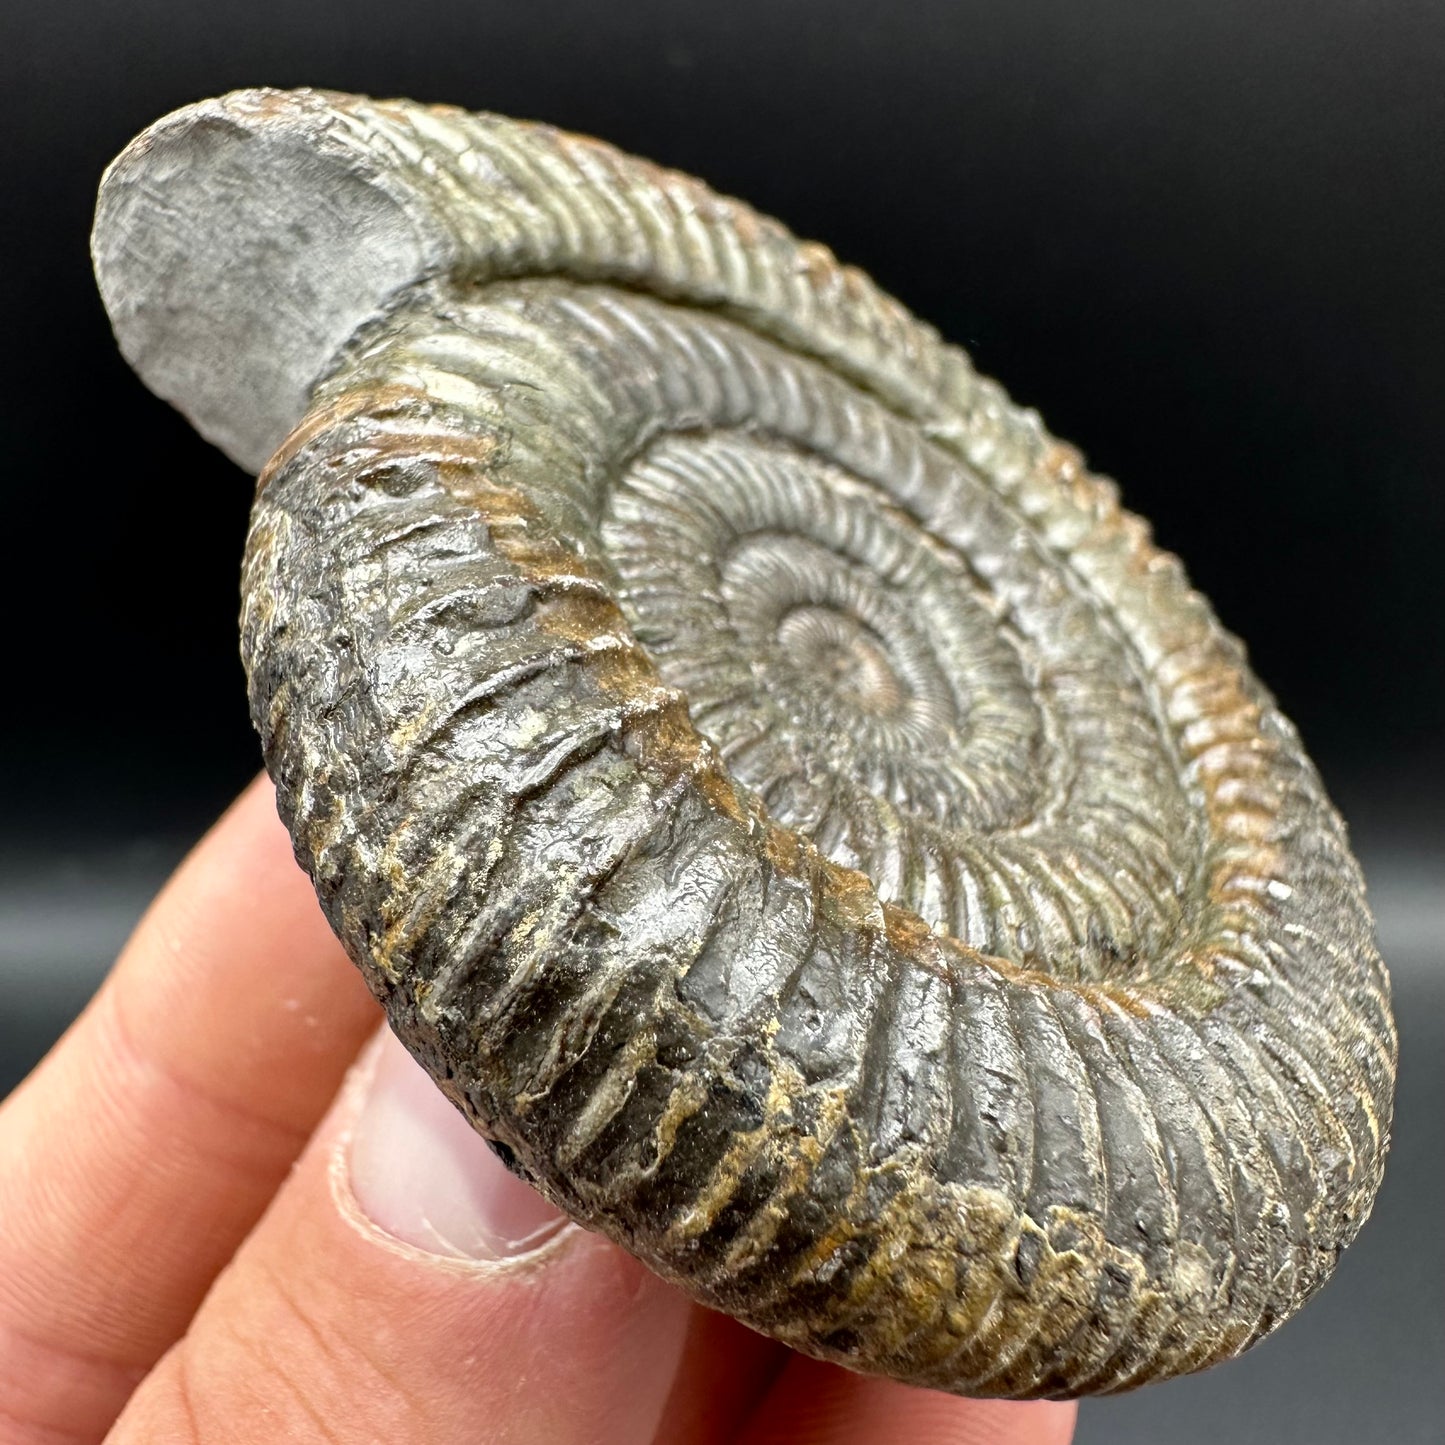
[{"xmin": 92, "ymin": 88, "xmax": 1396, "ymax": 1398}]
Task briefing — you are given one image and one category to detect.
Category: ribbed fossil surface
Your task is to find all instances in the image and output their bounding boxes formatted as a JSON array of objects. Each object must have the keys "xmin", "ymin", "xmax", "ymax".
[{"xmin": 92, "ymin": 89, "xmax": 1396, "ymax": 1398}]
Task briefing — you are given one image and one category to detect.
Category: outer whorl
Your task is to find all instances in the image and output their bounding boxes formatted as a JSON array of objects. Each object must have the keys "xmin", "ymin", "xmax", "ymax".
[{"xmin": 92, "ymin": 88, "xmax": 1396, "ymax": 1399}]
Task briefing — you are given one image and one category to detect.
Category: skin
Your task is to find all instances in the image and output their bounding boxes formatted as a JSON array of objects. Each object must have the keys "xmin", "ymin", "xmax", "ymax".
[{"xmin": 0, "ymin": 776, "xmax": 1076, "ymax": 1445}]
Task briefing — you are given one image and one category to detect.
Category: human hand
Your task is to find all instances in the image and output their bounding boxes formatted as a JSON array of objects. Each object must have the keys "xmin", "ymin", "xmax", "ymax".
[{"xmin": 0, "ymin": 777, "xmax": 1077, "ymax": 1445}]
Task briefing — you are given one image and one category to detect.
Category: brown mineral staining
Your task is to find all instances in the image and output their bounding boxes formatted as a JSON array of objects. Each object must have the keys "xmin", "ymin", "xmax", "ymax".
[{"xmin": 93, "ymin": 87, "xmax": 1395, "ymax": 1398}]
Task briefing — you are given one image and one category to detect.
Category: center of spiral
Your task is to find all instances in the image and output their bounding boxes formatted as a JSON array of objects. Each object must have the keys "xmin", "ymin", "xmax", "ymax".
[
  {"xmin": 602, "ymin": 430, "xmax": 1051, "ymax": 866},
  {"xmin": 775, "ymin": 605, "xmax": 906, "ymax": 718}
]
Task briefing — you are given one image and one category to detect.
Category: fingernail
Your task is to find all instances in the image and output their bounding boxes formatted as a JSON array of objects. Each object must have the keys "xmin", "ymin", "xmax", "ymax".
[{"xmin": 349, "ymin": 1028, "xmax": 567, "ymax": 1259}]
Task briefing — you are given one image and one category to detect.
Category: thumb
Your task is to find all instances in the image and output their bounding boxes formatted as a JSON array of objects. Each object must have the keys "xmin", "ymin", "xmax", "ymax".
[{"xmin": 110, "ymin": 1028, "xmax": 692, "ymax": 1444}]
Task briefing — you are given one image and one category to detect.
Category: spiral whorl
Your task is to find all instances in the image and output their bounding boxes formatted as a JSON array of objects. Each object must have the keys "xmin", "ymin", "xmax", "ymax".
[{"xmin": 92, "ymin": 88, "xmax": 1396, "ymax": 1398}]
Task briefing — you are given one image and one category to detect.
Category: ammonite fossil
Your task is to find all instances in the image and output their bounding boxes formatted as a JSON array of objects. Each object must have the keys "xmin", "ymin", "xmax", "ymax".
[{"xmin": 92, "ymin": 88, "xmax": 1396, "ymax": 1399}]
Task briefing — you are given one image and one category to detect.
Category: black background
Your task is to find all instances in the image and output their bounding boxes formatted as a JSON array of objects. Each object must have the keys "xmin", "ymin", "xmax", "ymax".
[{"xmin": 1, "ymin": 4, "xmax": 1441, "ymax": 1443}]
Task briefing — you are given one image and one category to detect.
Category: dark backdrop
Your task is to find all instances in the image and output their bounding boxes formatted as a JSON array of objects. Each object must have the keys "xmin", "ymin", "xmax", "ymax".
[{"xmin": 1, "ymin": 4, "xmax": 1440, "ymax": 1443}]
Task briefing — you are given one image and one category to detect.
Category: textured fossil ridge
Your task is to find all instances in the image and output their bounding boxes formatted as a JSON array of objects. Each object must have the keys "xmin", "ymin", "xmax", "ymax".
[{"xmin": 92, "ymin": 88, "xmax": 1396, "ymax": 1398}]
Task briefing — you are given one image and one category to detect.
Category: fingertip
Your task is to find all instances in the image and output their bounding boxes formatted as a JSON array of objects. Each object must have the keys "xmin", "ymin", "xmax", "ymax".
[
  {"xmin": 112, "ymin": 1029, "xmax": 693, "ymax": 1445},
  {"xmin": 347, "ymin": 1028, "xmax": 568, "ymax": 1261},
  {"xmin": 738, "ymin": 1356, "xmax": 1079, "ymax": 1445},
  {"xmin": 0, "ymin": 775, "xmax": 379, "ymax": 1440}
]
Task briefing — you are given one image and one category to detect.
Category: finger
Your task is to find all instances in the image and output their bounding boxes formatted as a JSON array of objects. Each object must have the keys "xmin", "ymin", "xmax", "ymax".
[
  {"xmin": 651, "ymin": 1305, "xmax": 787, "ymax": 1445},
  {"xmin": 0, "ymin": 776, "xmax": 379, "ymax": 1442},
  {"xmin": 110, "ymin": 1027, "xmax": 695, "ymax": 1445},
  {"xmin": 738, "ymin": 1356, "xmax": 1077, "ymax": 1445}
]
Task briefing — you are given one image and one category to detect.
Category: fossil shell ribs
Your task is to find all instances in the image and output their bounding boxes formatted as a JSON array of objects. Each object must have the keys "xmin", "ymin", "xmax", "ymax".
[{"xmin": 92, "ymin": 88, "xmax": 1396, "ymax": 1398}]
